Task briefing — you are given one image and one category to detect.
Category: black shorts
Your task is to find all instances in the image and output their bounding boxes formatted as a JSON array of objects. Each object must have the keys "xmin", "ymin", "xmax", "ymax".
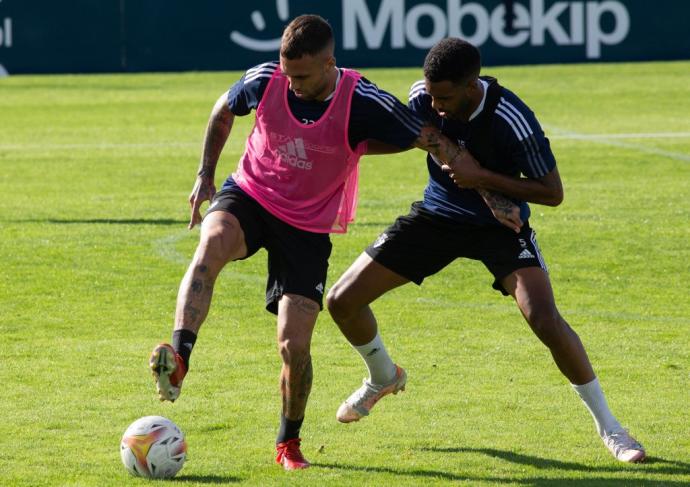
[
  {"xmin": 207, "ymin": 187, "xmax": 332, "ymax": 314},
  {"xmin": 365, "ymin": 202, "xmax": 547, "ymax": 295}
]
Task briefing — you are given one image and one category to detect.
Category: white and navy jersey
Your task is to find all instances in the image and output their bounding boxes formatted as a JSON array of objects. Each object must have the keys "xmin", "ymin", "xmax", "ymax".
[
  {"xmin": 228, "ymin": 61, "xmax": 423, "ymax": 151},
  {"xmin": 408, "ymin": 76, "xmax": 557, "ymax": 226}
]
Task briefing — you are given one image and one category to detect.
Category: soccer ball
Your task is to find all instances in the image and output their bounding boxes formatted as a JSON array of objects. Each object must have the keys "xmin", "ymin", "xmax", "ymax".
[{"xmin": 120, "ymin": 416, "xmax": 187, "ymax": 479}]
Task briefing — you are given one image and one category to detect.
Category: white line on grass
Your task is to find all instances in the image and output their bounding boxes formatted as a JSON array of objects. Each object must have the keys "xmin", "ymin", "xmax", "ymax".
[
  {"xmin": 152, "ymin": 230, "xmax": 263, "ymax": 283},
  {"xmin": 0, "ymin": 141, "xmax": 199, "ymax": 151},
  {"xmin": 545, "ymin": 126, "xmax": 690, "ymax": 163},
  {"xmin": 152, "ymin": 230, "xmax": 191, "ymax": 266},
  {"xmin": 414, "ymin": 297, "xmax": 688, "ymax": 325},
  {"xmin": 549, "ymin": 132, "xmax": 690, "ymax": 140},
  {"xmin": 1, "ymin": 132, "xmax": 690, "ymax": 152}
]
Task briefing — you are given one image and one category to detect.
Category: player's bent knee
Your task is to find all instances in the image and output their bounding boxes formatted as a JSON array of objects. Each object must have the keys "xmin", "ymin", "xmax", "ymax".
[
  {"xmin": 194, "ymin": 231, "xmax": 231, "ymax": 269},
  {"xmin": 528, "ymin": 310, "xmax": 567, "ymax": 348},
  {"xmin": 278, "ymin": 338, "xmax": 310, "ymax": 364},
  {"xmin": 326, "ymin": 285, "xmax": 357, "ymax": 323},
  {"xmin": 198, "ymin": 215, "xmax": 245, "ymax": 265}
]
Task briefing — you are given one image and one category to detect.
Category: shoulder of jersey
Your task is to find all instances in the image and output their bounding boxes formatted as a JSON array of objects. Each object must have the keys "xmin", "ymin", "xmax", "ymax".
[
  {"xmin": 353, "ymin": 77, "xmax": 423, "ymax": 133},
  {"xmin": 493, "ymin": 90, "xmax": 537, "ymax": 141},
  {"xmin": 408, "ymin": 79, "xmax": 428, "ymax": 103},
  {"xmin": 244, "ymin": 61, "xmax": 279, "ymax": 83},
  {"xmin": 354, "ymin": 77, "xmax": 405, "ymax": 112}
]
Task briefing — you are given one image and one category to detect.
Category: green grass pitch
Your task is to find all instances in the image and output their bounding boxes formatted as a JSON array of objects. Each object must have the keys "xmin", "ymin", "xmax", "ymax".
[{"xmin": 0, "ymin": 61, "xmax": 689, "ymax": 486}]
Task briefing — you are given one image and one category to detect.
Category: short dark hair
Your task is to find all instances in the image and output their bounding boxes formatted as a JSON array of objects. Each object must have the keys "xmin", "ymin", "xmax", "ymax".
[
  {"xmin": 280, "ymin": 15, "xmax": 334, "ymax": 59},
  {"xmin": 423, "ymin": 38, "xmax": 481, "ymax": 84}
]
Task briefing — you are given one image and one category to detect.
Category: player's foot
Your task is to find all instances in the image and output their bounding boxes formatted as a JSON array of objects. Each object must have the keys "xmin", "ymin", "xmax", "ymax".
[
  {"xmin": 149, "ymin": 343, "xmax": 187, "ymax": 402},
  {"xmin": 336, "ymin": 365, "xmax": 407, "ymax": 423},
  {"xmin": 602, "ymin": 429, "xmax": 646, "ymax": 463},
  {"xmin": 276, "ymin": 438, "xmax": 310, "ymax": 470}
]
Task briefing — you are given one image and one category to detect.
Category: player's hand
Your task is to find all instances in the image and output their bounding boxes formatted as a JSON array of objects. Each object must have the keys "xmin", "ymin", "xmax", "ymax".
[
  {"xmin": 188, "ymin": 176, "xmax": 216, "ymax": 229},
  {"xmin": 491, "ymin": 205, "xmax": 523, "ymax": 233},
  {"xmin": 477, "ymin": 189, "xmax": 523, "ymax": 233},
  {"xmin": 441, "ymin": 151, "xmax": 484, "ymax": 188}
]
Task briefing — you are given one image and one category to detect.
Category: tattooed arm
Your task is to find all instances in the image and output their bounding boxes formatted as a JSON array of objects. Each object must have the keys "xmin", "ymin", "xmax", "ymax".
[
  {"xmin": 475, "ymin": 188, "xmax": 523, "ymax": 231},
  {"xmin": 188, "ymin": 93, "xmax": 236, "ymax": 229},
  {"xmin": 412, "ymin": 125, "xmax": 523, "ymax": 233},
  {"xmin": 440, "ymin": 145, "xmax": 564, "ymax": 207}
]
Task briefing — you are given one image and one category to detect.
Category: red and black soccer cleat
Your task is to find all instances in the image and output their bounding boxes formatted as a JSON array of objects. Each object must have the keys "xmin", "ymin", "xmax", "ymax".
[{"xmin": 276, "ymin": 438, "xmax": 310, "ymax": 470}]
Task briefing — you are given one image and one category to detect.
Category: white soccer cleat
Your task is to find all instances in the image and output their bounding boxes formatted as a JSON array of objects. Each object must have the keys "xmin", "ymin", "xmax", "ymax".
[
  {"xmin": 149, "ymin": 343, "xmax": 187, "ymax": 402},
  {"xmin": 602, "ymin": 429, "xmax": 646, "ymax": 463},
  {"xmin": 337, "ymin": 365, "xmax": 407, "ymax": 423}
]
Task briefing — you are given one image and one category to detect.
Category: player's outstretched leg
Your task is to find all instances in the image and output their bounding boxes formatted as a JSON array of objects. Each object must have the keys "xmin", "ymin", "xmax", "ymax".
[
  {"xmin": 502, "ymin": 267, "xmax": 645, "ymax": 463},
  {"xmin": 150, "ymin": 211, "xmax": 246, "ymax": 402}
]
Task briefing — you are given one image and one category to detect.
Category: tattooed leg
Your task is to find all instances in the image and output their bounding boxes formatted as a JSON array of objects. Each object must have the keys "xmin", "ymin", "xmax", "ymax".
[
  {"xmin": 174, "ymin": 211, "xmax": 247, "ymax": 333},
  {"xmin": 280, "ymin": 354, "xmax": 314, "ymax": 420},
  {"xmin": 175, "ymin": 263, "xmax": 217, "ymax": 333},
  {"xmin": 277, "ymin": 294, "xmax": 319, "ymax": 420}
]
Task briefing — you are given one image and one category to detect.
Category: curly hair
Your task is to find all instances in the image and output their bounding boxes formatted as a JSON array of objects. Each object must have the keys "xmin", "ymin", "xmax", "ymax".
[{"xmin": 423, "ymin": 38, "xmax": 481, "ymax": 83}]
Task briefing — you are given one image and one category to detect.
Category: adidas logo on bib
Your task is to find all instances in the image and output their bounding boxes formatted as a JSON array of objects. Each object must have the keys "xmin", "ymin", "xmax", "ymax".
[{"xmin": 277, "ymin": 137, "xmax": 313, "ymax": 170}]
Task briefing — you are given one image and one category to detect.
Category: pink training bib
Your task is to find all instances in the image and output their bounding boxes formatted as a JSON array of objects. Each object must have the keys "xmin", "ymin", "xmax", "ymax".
[{"xmin": 233, "ymin": 67, "xmax": 367, "ymax": 233}]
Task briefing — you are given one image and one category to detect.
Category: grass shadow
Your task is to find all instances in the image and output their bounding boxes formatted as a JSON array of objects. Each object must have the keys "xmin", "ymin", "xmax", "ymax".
[
  {"xmin": 311, "ymin": 462, "xmax": 485, "ymax": 483},
  {"xmin": 313, "ymin": 460, "xmax": 690, "ymax": 486},
  {"xmin": 420, "ymin": 446, "xmax": 690, "ymax": 477},
  {"xmin": 174, "ymin": 473, "xmax": 242, "ymax": 483}
]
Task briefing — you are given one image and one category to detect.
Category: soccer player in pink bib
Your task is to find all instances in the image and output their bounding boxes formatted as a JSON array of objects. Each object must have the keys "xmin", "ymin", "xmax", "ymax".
[{"xmin": 148, "ymin": 15, "xmax": 519, "ymax": 470}]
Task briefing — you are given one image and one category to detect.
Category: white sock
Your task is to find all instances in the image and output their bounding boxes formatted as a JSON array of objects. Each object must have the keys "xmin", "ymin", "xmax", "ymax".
[
  {"xmin": 572, "ymin": 377, "xmax": 623, "ymax": 437},
  {"xmin": 353, "ymin": 333, "xmax": 397, "ymax": 385}
]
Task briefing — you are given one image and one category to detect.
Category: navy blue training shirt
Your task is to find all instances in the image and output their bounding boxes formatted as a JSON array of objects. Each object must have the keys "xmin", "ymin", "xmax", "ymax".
[{"xmin": 408, "ymin": 76, "xmax": 557, "ymax": 226}]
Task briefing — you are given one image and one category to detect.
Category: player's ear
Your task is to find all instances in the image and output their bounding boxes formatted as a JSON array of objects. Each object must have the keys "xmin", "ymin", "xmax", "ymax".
[{"xmin": 465, "ymin": 77, "xmax": 479, "ymax": 92}]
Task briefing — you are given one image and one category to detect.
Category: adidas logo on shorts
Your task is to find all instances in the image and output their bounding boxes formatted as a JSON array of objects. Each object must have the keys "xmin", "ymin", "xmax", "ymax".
[
  {"xmin": 373, "ymin": 233, "xmax": 389, "ymax": 248},
  {"xmin": 518, "ymin": 248, "xmax": 535, "ymax": 259}
]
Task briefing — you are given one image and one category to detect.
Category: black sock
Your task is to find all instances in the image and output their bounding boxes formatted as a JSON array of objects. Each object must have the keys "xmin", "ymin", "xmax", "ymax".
[
  {"xmin": 172, "ymin": 329, "xmax": 197, "ymax": 370},
  {"xmin": 277, "ymin": 414, "xmax": 304, "ymax": 444}
]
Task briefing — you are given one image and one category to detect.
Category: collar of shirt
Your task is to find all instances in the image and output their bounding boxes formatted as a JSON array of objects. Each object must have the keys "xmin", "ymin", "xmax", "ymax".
[
  {"xmin": 468, "ymin": 78, "xmax": 489, "ymax": 122},
  {"xmin": 323, "ymin": 68, "xmax": 342, "ymax": 102}
]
